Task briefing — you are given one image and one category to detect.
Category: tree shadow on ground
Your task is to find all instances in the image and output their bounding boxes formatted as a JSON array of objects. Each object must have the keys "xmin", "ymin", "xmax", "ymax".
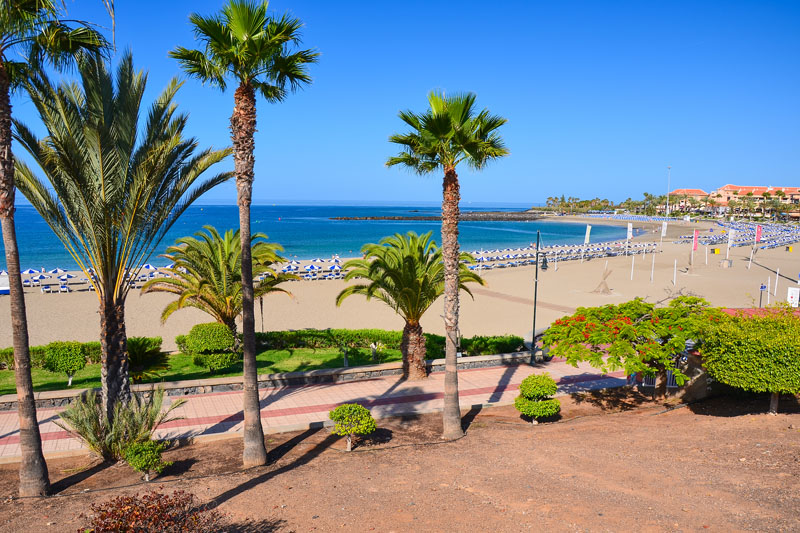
[
  {"xmin": 162, "ymin": 458, "xmax": 197, "ymax": 477},
  {"xmin": 689, "ymin": 393, "xmax": 800, "ymax": 417},
  {"xmin": 51, "ymin": 460, "xmax": 112, "ymax": 494},
  {"xmin": 461, "ymin": 405, "xmax": 483, "ymax": 433},
  {"xmin": 210, "ymin": 431, "xmax": 338, "ymax": 508},
  {"xmin": 570, "ymin": 387, "xmax": 652, "ymax": 412},
  {"xmin": 225, "ymin": 518, "xmax": 287, "ymax": 532},
  {"xmin": 359, "ymin": 427, "xmax": 393, "ymax": 448}
]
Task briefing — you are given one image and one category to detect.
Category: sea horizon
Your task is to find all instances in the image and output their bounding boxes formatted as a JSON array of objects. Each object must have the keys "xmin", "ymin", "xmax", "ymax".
[{"xmin": 1, "ymin": 203, "xmax": 627, "ymax": 271}]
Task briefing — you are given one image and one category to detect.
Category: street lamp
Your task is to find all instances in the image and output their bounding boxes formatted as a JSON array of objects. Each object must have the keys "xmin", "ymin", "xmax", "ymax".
[
  {"xmin": 531, "ymin": 230, "xmax": 541, "ymax": 362},
  {"xmin": 666, "ymin": 165, "xmax": 672, "ymax": 217}
]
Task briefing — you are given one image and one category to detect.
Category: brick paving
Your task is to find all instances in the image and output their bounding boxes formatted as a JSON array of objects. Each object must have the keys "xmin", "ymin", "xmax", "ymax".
[{"xmin": 0, "ymin": 359, "xmax": 625, "ymax": 462}]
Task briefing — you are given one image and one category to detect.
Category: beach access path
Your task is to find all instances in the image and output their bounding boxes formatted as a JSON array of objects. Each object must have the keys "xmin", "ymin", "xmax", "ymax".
[{"xmin": 0, "ymin": 358, "xmax": 625, "ymax": 462}]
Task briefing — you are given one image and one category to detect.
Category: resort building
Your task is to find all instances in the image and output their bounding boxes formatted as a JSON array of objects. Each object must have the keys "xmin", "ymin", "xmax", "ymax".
[
  {"xmin": 668, "ymin": 188, "xmax": 709, "ymax": 210},
  {"xmin": 708, "ymin": 184, "xmax": 800, "ymax": 218}
]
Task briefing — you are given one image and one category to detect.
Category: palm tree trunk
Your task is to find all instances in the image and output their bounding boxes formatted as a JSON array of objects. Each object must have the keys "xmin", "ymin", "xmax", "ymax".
[
  {"xmin": 401, "ymin": 322, "xmax": 427, "ymax": 380},
  {"xmin": 99, "ymin": 296, "xmax": 130, "ymax": 421},
  {"xmin": 232, "ymin": 82, "xmax": 267, "ymax": 467},
  {"xmin": 441, "ymin": 167, "xmax": 464, "ymax": 439},
  {"xmin": 0, "ymin": 66, "xmax": 50, "ymax": 496}
]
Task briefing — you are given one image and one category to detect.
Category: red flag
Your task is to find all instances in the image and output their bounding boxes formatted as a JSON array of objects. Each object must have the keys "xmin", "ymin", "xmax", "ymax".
[
  {"xmin": 692, "ymin": 229, "xmax": 699, "ymax": 251},
  {"xmin": 755, "ymin": 225, "xmax": 762, "ymax": 243}
]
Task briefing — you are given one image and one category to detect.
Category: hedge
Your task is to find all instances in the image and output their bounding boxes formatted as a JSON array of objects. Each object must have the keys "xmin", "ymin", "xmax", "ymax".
[
  {"xmin": 185, "ymin": 323, "xmax": 235, "ymax": 355},
  {"xmin": 0, "ymin": 337, "xmax": 162, "ymax": 371},
  {"xmin": 251, "ymin": 329, "xmax": 524, "ymax": 359}
]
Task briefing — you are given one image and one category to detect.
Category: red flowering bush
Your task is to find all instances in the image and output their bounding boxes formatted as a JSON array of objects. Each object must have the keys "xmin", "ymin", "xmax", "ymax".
[
  {"xmin": 80, "ymin": 490, "xmax": 223, "ymax": 532},
  {"xmin": 543, "ymin": 296, "xmax": 720, "ymax": 386}
]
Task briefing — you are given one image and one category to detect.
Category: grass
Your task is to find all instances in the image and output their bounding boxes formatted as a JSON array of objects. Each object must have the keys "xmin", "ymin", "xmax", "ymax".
[{"xmin": 0, "ymin": 347, "xmax": 403, "ymax": 396}]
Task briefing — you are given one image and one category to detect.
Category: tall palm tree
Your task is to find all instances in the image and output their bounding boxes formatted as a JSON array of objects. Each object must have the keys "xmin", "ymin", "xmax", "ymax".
[
  {"xmin": 13, "ymin": 52, "xmax": 232, "ymax": 423},
  {"xmin": 336, "ymin": 232, "xmax": 485, "ymax": 380},
  {"xmin": 142, "ymin": 225, "xmax": 295, "ymax": 336},
  {"xmin": 0, "ymin": 0, "xmax": 109, "ymax": 497},
  {"xmin": 170, "ymin": 0, "xmax": 317, "ymax": 467},
  {"xmin": 387, "ymin": 91, "xmax": 508, "ymax": 439}
]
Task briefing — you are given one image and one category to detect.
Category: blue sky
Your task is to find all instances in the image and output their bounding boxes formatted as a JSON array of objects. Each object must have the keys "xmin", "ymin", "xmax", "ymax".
[{"xmin": 11, "ymin": 0, "xmax": 800, "ymax": 205}]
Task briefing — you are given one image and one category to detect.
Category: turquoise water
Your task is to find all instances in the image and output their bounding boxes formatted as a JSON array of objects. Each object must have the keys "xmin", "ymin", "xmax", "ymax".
[{"xmin": 1, "ymin": 205, "xmax": 628, "ymax": 270}]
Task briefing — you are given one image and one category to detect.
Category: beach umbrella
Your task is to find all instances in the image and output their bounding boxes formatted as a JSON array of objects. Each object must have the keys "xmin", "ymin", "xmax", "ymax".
[
  {"xmin": 290, "ymin": 260, "xmax": 301, "ymax": 265},
  {"xmin": 59, "ymin": 273, "xmax": 76, "ymax": 281},
  {"xmin": 21, "ymin": 268, "xmax": 39, "ymax": 275},
  {"xmin": 141, "ymin": 263, "xmax": 157, "ymax": 271},
  {"xmin": 32, "ymin": 274, "xmax": 50, "ymax": 280},
  {"xmin": 311, "ymin": 258, "xmax": 324, "ymax": 263},
  {"xmin": 0, "ymin": 270, "xmax": 6, "ymax": 275},
  {"xmin": 49, "ymin": 267, "xmax": 67, "ymax": 274},
  {"xmin": 305, "ymin": 264, "xmax": 321, "ymax": 271},
  {"xmin": 329, "ymin": 264, "xmax": 341, "ymax": 271}
]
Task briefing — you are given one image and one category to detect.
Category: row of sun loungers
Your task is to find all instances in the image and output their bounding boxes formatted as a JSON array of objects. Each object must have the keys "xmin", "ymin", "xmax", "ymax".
[{"xmin": 674, "ymin": 222, "xmax": 800, "ymax": 249}]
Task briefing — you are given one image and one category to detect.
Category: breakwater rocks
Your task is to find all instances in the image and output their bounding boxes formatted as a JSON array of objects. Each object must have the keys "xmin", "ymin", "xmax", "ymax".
[{"xmin": 331, "ymin": 211, "xmax": 542, "ymax": 222}]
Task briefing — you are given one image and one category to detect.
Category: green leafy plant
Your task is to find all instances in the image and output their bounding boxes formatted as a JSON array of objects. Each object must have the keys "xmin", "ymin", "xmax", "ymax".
[
  {"xmin": 462, "ymin": 335, "xmax": 525, "ymax": 356},
  {"xmin": 82, "ymin": 341, "xmax": 103, "ymax": 364},
  {"xmin": 124, "ymin": 440, "xmax": 172, "ymax": 482},
  {"xmin": 175, "ymin": 335, "xmax": 189, "ymax": 354},
  {"xmin": 329, "ymin": 403, "xmax": 377, "ymax": 451},
  {"xmin": 43, "ymin": 341, "xmax": 86, "ymax": 387},
  {"xmin": 514, "ymin": 373, "xmax": 561, "ymax": 424},
  {"xmin": 56, "ymin": 389, "xmax": 185, "ymax": 461},
  {"xmin": 127, "ymin": 337, "xmax": 169, "ymax": 383},
  {"xmin": 186, "ymin": 323, "xmax": 235, "ymax": 354},
  {"xmin": 81, "ymin": 490, "xmax": 222, "ymax": 532},
  {"xmin": 701, "ymin": 307, "xmax": 800, "ymax": 414},
  {"xmin": 0, "ymin": 348, "xmax": 13, "ymax": 370}
]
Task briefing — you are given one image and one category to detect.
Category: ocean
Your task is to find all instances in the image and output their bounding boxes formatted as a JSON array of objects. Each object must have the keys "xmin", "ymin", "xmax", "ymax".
[{"xmin": 1, "ymin": 205, "xmax": 628, "ymax": 270}]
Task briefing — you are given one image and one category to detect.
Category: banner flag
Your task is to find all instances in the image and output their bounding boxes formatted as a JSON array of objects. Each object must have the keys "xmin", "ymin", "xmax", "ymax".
[
  {"xmin": 756, "ymin": 225, "xmax": 762, "ymax": 243},
  {"xmin": 661, "ymin": 221, "xmax": 668, "ymax": 237},
  {"xmin": 627, "ymin": 222, "xmax": 633, "ymax": 240},
  {"xmin": 584, "ymin": 225, "xmax": 591, "ymax": 244},
  {"xmin": 692, "ymin": 229, "xmax": 699, "ymax": 251}
]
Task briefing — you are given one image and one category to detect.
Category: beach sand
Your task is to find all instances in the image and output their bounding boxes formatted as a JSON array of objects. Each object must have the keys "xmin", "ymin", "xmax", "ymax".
[{"xmin": 3, "ymin": 217, "xmax": 798, "ymax": 351}]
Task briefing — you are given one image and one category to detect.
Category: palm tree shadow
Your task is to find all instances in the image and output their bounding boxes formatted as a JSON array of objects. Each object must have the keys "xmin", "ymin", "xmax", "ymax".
[
  {"xmin": 225, "ymin": 518, "xmax": 287, "ymax": 532},
  {"xmin": 461, "ymin": 404, "xmax": 483, "ymax": 433},
  {"xmin": 210, "ymin": 431, "xmax": 338, "ymax": 508},
  {"xmin": 51, "ymin": 460, "xmax": 112, "ymax": 494}
]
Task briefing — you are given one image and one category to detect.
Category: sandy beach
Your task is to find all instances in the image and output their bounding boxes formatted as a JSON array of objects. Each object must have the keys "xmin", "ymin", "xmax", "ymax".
[{"xmin": 3, "ymin": 217, "xmax": 798, "ymax": 351}]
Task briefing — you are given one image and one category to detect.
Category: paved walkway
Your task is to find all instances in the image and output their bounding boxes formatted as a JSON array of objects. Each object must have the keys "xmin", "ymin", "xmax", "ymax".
[{"xmin": 0, "ymin": 359, "xmax": 625, "ymax": 462}]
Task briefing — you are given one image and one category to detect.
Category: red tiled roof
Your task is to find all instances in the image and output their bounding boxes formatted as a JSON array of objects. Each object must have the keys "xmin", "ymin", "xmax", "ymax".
[
  {"xmin": 670, "ymin": 188, "xmax": 708, "ymax": 196},
  {"xmin": 715, "ymin": 185, "xmax": 800, "ymax": 196}
]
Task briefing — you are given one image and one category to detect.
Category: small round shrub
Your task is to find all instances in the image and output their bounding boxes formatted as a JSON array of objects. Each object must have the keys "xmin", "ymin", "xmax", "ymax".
[
  {"xmin": 514, "ymin": 397, "xmax": 561, "ymax": 419},
  {"xmin": 192, "ymin": 351, "xmax": 240, "ymax": 373},
  {"xmin": 125, "ymin": 440, "xmax": 172, "ymax": 482},
  {"xmin": 518, "ymin": 373, "xmax": 558, "ymax": 400},
  {"xmin": 43, "ymin": 341, "xmax": 86, "ymax": 386},
  {"xmin": 185, "ymin": 323, "xmax": 235, "ymax": 354},
  {"xmin": 175, "ymin": 334, "xmax": 189, "ymax": 354},
  {"xmin": 329, "ymin": 403, "xmax": 377, "ymax": 451},
  {"xmin": 82, "ymin": 341, "xmax": 103, "ymax": 364},
  {"xmin": 81, "ymin": 490, "xmax": 222, "ymax": 532}
]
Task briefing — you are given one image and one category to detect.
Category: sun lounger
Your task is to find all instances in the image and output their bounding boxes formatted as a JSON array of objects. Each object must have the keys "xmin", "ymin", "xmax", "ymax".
[
  {"xmin": 41, "ymin": 285, "xmax": 52, "ymax": 293},
  {"xmin": 59, "ymin": 285, "xmax": 70, "ymax": 293}
]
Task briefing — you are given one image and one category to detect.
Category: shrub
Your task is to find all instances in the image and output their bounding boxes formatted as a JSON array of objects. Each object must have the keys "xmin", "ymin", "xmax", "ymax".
[
  {"xmin": 0, "ymin": 347, "xmax": 13, "ymax": 369},
  {"xmin": 518, "ymin": 373, "xmax": 558, "ymax": 400},
  {"xmin": 192, "ymin": 351, "xmax": 240, "ymax": 373},
  {"xmin": 127, "ymin": 336, "xmax": 169, "ymax": 383},
  {"xmin": 29, "ymin": 345, "xmax": 47, "ymax": 368},
  {"xmin": 701, "ymin": 308, "xmax": 800, "ymax": 414},
  {"xmin": 514, "ymin": 373, "xmax": 560, "ymax": 424},
  {"xmin": 81, "ymin": 490, "xmax": 223, "ymax": 532},
  {"xmin": 124, "ymin": 440, "xmax": 172, "ymax": 481},
  {"xmin": 175, "ymin": 334, "xmax": 189, "ymax": 354},
  {"xmin": 56, "ymin": 388, "xmax": 185, "ymax": 461},
  {"xmin": 43, "ymin": 341, "xmax": 86, "ymax": 386},
  {"xmin": 186, "ymin": 323, "xmax": 235, "ymax": 354},
  {"xmin": 462, "ymin": 334, "xmax": 525, "ymax": 356},
  {"xmin": 329, "ymin": 403, "xmax": 377, "ymax": 451},
  {"xmin": 83, "ymin": 341, "xmax": 103, "ymax": 364}
]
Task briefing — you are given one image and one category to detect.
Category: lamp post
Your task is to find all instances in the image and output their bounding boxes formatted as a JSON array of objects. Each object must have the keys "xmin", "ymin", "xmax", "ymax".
[
  {"xmin": 666, "ymin": 165, "xmax": 672, "ymax": 217},
  {"xmin": 531, "ymin": 230, "xmax": 541, "ymax": 361}
]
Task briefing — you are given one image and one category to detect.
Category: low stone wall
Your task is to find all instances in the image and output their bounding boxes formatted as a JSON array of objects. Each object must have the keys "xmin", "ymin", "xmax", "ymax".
[{"xmin": 0, "ymin": 352, "xmax": 534, "ymax": 411}]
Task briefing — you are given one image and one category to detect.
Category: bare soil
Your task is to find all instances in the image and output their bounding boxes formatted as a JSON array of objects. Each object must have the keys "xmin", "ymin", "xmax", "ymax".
[{"xmin": 1, "ymin": 390, "xmax": 798, "ymax": 532}]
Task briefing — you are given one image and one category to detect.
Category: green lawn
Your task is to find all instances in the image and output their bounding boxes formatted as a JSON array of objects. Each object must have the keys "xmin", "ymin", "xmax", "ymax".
[{"xmin": 0, "ymin": 347, "xmax": 403, "ymax": 396}]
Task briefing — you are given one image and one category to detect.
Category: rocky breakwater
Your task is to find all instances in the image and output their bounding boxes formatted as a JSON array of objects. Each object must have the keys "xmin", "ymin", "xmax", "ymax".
[{"xmin": 331, "ymin": 211, "xmax": 542, "ymax": 222}]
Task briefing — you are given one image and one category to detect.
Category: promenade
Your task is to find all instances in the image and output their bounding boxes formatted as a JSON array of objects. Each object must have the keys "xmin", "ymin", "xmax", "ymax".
[{"xmin": 0, "ymin": 359, "xmax": 625, "ymax": 463}]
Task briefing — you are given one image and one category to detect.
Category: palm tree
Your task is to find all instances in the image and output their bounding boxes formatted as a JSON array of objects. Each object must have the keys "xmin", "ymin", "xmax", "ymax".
[
  {"xmin": 387, "ymin": 91, "xmax": 508, "ymax": 439},
  {"xmin": 170, "ymin": 0, "xmax": 317, "ymax": 467},
  {"xmin": 336, "ymin": 232, "xmax": 485, "ymax": 380},
  {"xmin": 142, "ymin": 226, "xmax": 295, "ymax": 336},
  {"xmin": 0, "ymin": 0, "xmax": 110, "ymax": 497},
  {"xmin": 13, "ymin": 52, "xmax": 232, "ymax": 423}
]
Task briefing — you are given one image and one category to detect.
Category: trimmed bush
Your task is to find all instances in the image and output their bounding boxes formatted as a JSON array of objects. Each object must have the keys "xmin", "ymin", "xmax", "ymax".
[
  {"xmin": 127, "ymin": 336, "xmax": 169, "ymax": 383},
  {"xmin": 81, "ymin": 490, "xmax": 222, "ymax": 532},
  {"xmin": 701, "ymin": 309, "xmax": 800, "ymax": 414},
  {"xmin": 43, "ymin": 341, "xmax": 86, "ymax": 387},
  {"xmin": 175, "ymin": 334, "xmax": 188, "ymax": 354},
  {"xmin": 125, "ymin": 440, "xmax": 172, "ymax": 481},
  {"xmin": 462, "ymin": 334, "xmax": 525, "ymax": 356},
  {"xmin": 192, "ymin": 351, "xmax": 240, "ymax": 373},
  {"xmin": 329, "ymin": 403, "xmax": 377, "ymax": 451},
  {"xmin": 30, "ymin": 346, "xmax": 47, "ymax": 368},
  {"xmin": 0, "ymin": 347, "xmax": 13, "ymax": 370},
  {"xmin": 514, "ymin": 373, "xmax": 560, "ymax": 424},
  {"xmin": 83, "ymin": 341, "xmax": 102, "ymax": 364},
  {"xmin": 518, "ymin": 373, "xmax": 558, "ymax": 400},
  {"xmin": 186, "ymin": 323, "xmax": 235, "ymax": 354}
]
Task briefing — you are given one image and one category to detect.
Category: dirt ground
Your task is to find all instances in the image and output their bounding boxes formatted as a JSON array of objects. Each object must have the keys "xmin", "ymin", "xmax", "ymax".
[{"xmin": 0, "ymin": 390, "xmax": 798, "ymax": 532}]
